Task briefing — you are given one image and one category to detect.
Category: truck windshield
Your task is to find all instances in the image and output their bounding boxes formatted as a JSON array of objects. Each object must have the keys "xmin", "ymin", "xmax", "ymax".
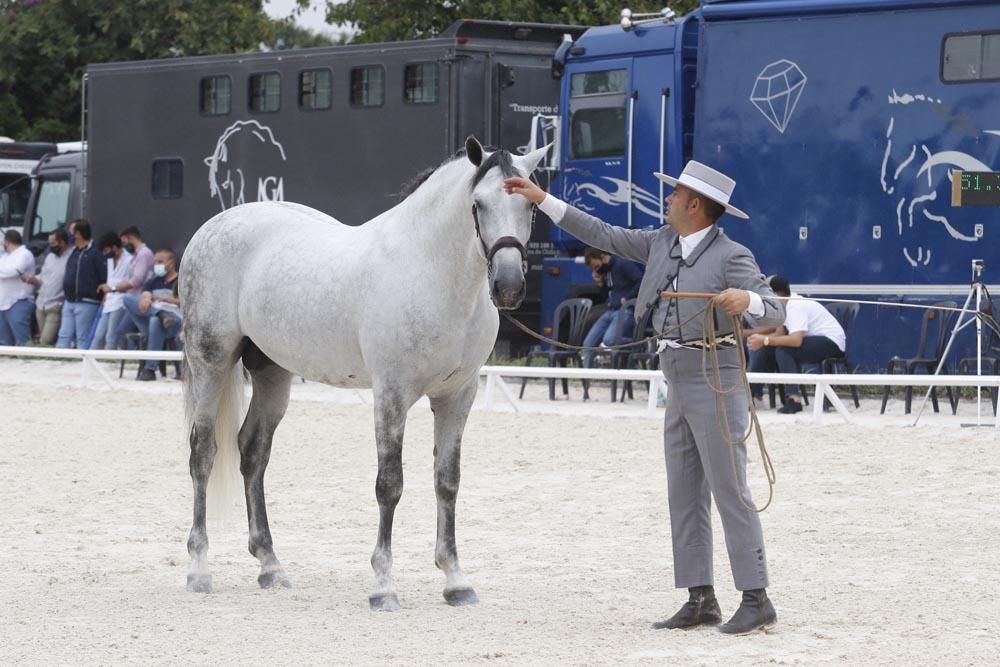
[
  {"xmin": 0, "ymin": 173, "xmax": 31, "ymax": 229},
  {"xmin": 31, "ymin": 178, "xmax": 71, "ymax": 240},
  {"xmin": 569, "ymin": 69, "xmax": 628, "ymax": 159}
]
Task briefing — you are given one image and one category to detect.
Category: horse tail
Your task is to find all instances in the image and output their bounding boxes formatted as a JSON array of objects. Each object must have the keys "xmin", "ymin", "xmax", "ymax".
[{"xmin": 183, "ymin": 354, "xmax": 247, "ymax": 524}]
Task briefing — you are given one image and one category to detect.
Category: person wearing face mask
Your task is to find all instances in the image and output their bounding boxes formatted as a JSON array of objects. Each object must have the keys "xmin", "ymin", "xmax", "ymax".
[
  {"xmin": 57, "ymin": 219, "xmax": 107, "ymax": 348},
  {"xmin": 18, "ymin": 228, "xmax": 71, "ymax": 345},
  {"xmin": 0, "ymin": 229, "xmax": 36, "ymax": 346},
  {"xmin": 121, "ymin": 248, "xmax": 182, "ymax": 381}
]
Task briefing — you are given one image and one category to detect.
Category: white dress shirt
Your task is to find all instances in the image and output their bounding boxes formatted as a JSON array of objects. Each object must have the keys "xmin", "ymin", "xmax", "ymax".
[{"xmin": 0, "ymin": 245, "xmax": 36, "ymax": 310}]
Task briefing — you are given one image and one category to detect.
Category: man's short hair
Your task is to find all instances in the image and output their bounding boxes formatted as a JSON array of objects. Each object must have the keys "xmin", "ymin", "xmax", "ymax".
[
  {"xmin": 73, "ymin": 219, "xmax": 92, "ymax": 241},
  {"xmin": 155, "ymin": 248, "xmax": 177, "ymax": 263},
  {"xmin": 583, "ymin": 247, "xmax": 606, "ymax": 263},
  {"xmin": 98, "ymin": 232, "xmax": 122, "ymax": 251},
  {"xmin": 691, "ymin": 192, "xmax": 726, "ymax": 223},
  {"xmin": 120, "ymin": 225, "xmax": 142, "ymax": 240},
  {"xmin": 4, "ymin": 229, "xmax": 22, "ymax": 245},
  {"xmin": 769, "ymin": 275, "xmax": 791, "ymax": 297}
]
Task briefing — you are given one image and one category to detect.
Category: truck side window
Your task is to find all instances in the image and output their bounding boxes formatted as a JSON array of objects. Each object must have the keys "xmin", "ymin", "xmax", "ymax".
[
  {"xmin": 31, "ymin": 179, "xmax": 71, "ymax": 240},
  {"xmin": 152, "ymin": 159, "xmax": 183, "ymax": 199},
  {"xmin": 942, "ymin": 32, "xmax": 1000, "ymax": 82},
  {"xmin": 299, "ymin": 69, "xmax": 332, "ymax": 110},
  {"xmin": 249, "ymin": 72, "xmax": 281, "ymax": 112},
  {"xmin": 200, "ymin": 76, "xmax": 232, "ymax": 115},
  {"xmin": 569, "ymin": 69, "xmax": 628, "ymax": 159},
  {"xmin": 350, "ymin": 66, "xmax": 385, "ymax": 107},
  {"xmin": 404, "ymin": 63, "xmax": 438, "ymax": 104}
]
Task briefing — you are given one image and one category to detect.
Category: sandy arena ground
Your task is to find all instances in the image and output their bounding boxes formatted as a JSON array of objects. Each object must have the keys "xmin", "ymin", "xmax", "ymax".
[{"xmin": 1, "ymin": 357, "xmax": 999, "ymax": 665}]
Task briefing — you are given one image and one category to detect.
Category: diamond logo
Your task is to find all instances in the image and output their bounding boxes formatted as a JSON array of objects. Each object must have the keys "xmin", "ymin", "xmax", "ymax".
[{"xmin": 750, "ymin": 60, "xmax": 807, "ymax": 134}]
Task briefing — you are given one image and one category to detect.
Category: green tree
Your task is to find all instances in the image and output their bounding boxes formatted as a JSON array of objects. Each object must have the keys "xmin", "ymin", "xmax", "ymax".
[
  {"xmin": 323, "ymin": 0, "xmax": 700, "ymax": 44},
  {"xmin": 0, "ymin": 0, "xmax": 279, "ymax": 140}
]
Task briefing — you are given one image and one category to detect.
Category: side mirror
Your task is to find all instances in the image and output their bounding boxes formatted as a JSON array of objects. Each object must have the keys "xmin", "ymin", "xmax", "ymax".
[
  {"xmin": 551, "ymin": 36, "xmax": 573, "ymax": 79},
  {"xmin": 0, "ymin": 191, "xmax": 9, "ymax": 227}
]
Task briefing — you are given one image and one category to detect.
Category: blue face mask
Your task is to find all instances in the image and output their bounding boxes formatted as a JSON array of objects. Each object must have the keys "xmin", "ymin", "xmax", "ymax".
[{"xmin": 153, "ymin": 263, "xmax": 167, "ymax": 277}]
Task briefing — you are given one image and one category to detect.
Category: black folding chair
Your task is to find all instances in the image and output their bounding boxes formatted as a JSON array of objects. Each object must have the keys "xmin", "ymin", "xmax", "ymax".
[
  {"xmin": 880, "ymin": 301, "xmax": 957, "ymax": 414},
  {"xmin": 519, "ymin": 298, "xmax": 592, "ymax": 400},
  {"xmin": 583, "ymin": 298, "xmax": 637, "ymax": 401}
]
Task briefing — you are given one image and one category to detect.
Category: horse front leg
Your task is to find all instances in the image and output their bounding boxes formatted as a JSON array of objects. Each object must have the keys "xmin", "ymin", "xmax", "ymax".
[
  {"xmin": 369, "ymin": 386, "xmax": 413, "ymax": 611},
  {"xmin": 429, "ymin": 379, "xmax": 479, "ymax": 606}
]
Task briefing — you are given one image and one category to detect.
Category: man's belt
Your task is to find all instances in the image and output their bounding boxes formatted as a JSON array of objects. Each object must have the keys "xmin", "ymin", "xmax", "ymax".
[{"xmin": 658, "ymin": 334, "xmax": 737, "ymax": 352}]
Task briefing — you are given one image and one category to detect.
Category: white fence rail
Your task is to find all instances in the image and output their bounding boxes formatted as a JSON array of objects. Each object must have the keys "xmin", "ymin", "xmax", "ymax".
[{"xmin": 1, "ymin": 347, "xmax": 997, "ymax": 426}]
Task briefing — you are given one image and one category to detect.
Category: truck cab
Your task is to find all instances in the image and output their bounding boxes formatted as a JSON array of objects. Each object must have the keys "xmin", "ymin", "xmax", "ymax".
[{"xmin": 22, "ymin": 151, "xmax": 83, "ymax": 255}]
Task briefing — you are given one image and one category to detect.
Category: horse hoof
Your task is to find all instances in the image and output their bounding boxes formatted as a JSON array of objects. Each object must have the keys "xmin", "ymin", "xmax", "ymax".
[
  {"xmin": 369, "ymin": 593, "xmax": 401, "ymax": 612},
  {"xmin": 444, "ymin": 587, "xmax": 479, "ymax": 607},
  {"xmin": 258, "ymin": 570, "xmax": 292, "ymax": 589},
  {"xmin": 186, "ymin": 574, "xmax": 213, "ymax": 593}
]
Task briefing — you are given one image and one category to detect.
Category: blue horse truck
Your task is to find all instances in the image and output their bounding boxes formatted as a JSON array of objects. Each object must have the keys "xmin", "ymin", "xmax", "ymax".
[{"xmin": 537, "ymin": 0, "xmax": 1000, "ymax": 371}]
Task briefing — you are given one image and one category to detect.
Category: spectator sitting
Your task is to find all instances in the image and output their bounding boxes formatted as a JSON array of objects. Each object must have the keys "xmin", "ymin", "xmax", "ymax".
[
  {"xmin": 0, "ymin": 229, "xmax": 36, "ymax": 346},
  {"xmin": 20, "ymin": 228, "xmax": 71, "ymax": 345},
  {"xmin": 580, "ymin": 247, "xmax": 644, "ymax": 367},
  {"xmin": 109, "ymin": 225, "xmax": 155, "ymax": 345},
  {"xmin": 90, "ymin": 232, "xmax": 133, "ymax": 350},
  {"xmin": 746, "ymin": 275, "xmax": 846, "ymax": 413},
  {"xmin": 57, "ymin": 219, "xmax": 107, "ymax": 348},
  {"xmin": 122, "ymin": 248, "xmax": 182, "ymax": 381}
]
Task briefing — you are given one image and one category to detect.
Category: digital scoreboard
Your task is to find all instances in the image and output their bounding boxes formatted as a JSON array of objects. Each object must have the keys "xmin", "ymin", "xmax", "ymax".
[{"xmin": 952, "ymin": 171, "xmax": 1000, "ymax": 207}]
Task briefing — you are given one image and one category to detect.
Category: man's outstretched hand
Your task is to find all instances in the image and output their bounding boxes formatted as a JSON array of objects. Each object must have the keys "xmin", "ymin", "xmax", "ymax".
[{"xmin": 503, "ymin": 177, "xmax": 546, "ymax": 205}]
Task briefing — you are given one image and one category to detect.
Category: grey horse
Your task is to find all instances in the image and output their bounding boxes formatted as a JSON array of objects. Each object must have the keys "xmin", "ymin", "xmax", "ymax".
[{"xmin": 179, "ymin": 137, "xmax": 549, "ymax": 610}]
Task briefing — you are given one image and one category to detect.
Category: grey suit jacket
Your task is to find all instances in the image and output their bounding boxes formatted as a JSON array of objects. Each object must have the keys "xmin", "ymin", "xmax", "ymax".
[{"xmin": 557, "ymin": 205, "xmax": 785, "ymax": 341}]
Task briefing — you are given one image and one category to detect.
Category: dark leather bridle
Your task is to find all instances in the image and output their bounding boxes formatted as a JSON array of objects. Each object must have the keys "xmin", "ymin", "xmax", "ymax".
[{"xmin": 472, "ymin": 204, "xmax": 532, "ymax": 266}]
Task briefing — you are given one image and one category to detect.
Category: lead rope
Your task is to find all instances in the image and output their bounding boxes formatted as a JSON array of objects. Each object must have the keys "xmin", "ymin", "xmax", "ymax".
[{"xmin": 702, "ymin": 311, "xmax": 775, "ymax": 513}]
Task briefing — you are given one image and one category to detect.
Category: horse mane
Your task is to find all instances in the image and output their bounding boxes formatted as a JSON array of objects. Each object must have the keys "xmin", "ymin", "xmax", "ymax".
[{"xmin": 397, "ymin": 146, "xmax": 515, "ymax": 201}]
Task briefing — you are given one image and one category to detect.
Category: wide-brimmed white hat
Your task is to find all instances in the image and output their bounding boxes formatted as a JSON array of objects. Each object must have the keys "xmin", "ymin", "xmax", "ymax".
[{"xmin": 654, "ymin": 161, "xmax": 749, "ymax": 220}]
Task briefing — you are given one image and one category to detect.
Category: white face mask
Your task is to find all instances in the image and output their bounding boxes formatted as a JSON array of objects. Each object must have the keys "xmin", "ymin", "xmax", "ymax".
[{"xmin": 153, "ymin": 263, "xmax": 167, "ymax": 277}]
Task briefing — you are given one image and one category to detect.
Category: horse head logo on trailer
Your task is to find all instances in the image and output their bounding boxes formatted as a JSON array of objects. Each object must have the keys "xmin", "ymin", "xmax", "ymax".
[{"xmin": 204, "ymin": 120, "xmax": 288, "ymax": 211}]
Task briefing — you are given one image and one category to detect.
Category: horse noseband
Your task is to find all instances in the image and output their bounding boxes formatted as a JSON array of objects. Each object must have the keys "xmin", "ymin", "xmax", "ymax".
[{"xmin": 472, "ymin": 204, "xmax": 528, "ymax": 265}]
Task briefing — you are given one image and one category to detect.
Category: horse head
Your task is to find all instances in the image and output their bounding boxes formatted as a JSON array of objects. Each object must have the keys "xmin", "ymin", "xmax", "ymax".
[{"xmin": 465, "ymin": 136, "xmax": 550, "ymax": 310}]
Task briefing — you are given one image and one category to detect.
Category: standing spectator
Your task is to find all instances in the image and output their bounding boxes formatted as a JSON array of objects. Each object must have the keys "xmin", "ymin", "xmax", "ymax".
[
  {"xmin": 122, "ymin": 248, "xmax": 182, "ymax": 381},
  {"xmin": 90, "ymin": 233, "xmax": 133, "ymax": 349},
  {"xmin": 57, "ymin": 219, "xmax": 107, "ymax": 348},
  {"xmin": 0, "ymin": 230, "xmax": 36, "ymax": 345},
  {"xmin": 20, "ymin": 228, "xmax": 71, "ymax": 345},
  {"xmin": 580, "ymin": 246, "xmax": 644, "ymax": 367},
  {"xmin": 747, "ymin": 275, "xmax": 846, "ymax": 413}
]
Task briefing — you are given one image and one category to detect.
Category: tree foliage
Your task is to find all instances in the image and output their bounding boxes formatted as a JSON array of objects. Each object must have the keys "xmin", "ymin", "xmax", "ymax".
[
  {"xmin": 324, "ymin": 0, "xmax": 700, "ymax": 44},
  {"xmin": 0, "ymin": 0, "xmax": 290, "ymax": 140}
]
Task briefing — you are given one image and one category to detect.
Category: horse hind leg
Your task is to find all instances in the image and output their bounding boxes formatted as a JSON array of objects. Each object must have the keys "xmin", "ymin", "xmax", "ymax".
[
  {"xmin": 240, "ymin": 341, "xmax": 294, "ymax": 589},
  {"xmin": 185, "ymin": 340, "xmax": 245, "ymax": 593},
  {"xmin": 430, "ymin": 379, "xmax": 479, "ymax": 607},
  {"xmin": 369, "ymin": 383, "xmax": 419, "ymax": 611}
]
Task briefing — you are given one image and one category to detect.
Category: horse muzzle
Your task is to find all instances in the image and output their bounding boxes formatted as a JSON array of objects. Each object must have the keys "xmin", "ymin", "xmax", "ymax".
[{"xmin": 488, "ymin": 245, "xmax": 527, "ymax": 310}]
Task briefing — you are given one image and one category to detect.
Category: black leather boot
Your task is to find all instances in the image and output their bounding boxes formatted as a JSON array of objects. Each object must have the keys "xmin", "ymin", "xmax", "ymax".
[
  {"xmin": 652, "ymin": 585, "xmax": 722, "ymax": 630},
  {"xmin": 718, "ymin": 588, "xmax": 777, "ymax": 635}
]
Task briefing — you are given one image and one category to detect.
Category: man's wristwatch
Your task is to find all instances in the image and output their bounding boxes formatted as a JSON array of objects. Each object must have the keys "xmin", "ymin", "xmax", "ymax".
[{"xmin": 764, "ymin": 336, "xmax": 770, "ymax": 347}]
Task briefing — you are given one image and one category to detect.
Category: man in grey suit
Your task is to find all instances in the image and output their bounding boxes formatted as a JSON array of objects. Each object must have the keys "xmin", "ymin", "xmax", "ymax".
[{"xmin": 504, "ymin": 160, "xmax": 785, "ymax": 635}]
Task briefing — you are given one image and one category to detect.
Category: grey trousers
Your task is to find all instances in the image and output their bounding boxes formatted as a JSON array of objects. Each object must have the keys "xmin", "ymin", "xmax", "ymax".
[{"xmin": 659, "ymin": 346, "xmax": 769, "ymax": 591}]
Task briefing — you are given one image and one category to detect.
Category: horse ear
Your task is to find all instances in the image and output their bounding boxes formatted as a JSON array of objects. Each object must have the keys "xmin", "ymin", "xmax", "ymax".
[
  {"xmin": 465, "ymin": 136, "xmax": 484, "ymax": 167},
  {"xmin": 517, "ymin": 142, "xmax": 553, "ymax": 175}
]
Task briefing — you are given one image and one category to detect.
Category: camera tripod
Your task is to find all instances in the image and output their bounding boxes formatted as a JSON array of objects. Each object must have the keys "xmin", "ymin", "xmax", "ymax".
[{"xmin": 913, "ymin": 259, "xmax": 999, "ymax": 427}]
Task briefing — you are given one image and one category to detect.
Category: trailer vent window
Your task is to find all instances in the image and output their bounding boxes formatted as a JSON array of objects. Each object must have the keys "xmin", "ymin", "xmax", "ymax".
[
  {"xmin": 568, "ymin": 69, "xmax": 628, "ymax": 159},
  {"xmin": 249, "ymin": 72, "xmax": 281, "ymax": 112},
  {"xmin": 404, "ymin": 63, "xmax": 439, "ymax": 104},
  {"xmin": 200, "ymin": 76, "xmax": 231, "ymax": 115},
  {"xmin": 942, "ymin": 32, "xmax": 1000, "ymax": 82},
  {"xmin": 350, "ymin": 66, "xmax": 385, "ymax": 107},
  {"xmin": 152, "ymin": 159, "xmax": 183, "ymax": 199},
  {"xmin": 299, "ymin": 69, "xmax": 332, "ymax": 110}
]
